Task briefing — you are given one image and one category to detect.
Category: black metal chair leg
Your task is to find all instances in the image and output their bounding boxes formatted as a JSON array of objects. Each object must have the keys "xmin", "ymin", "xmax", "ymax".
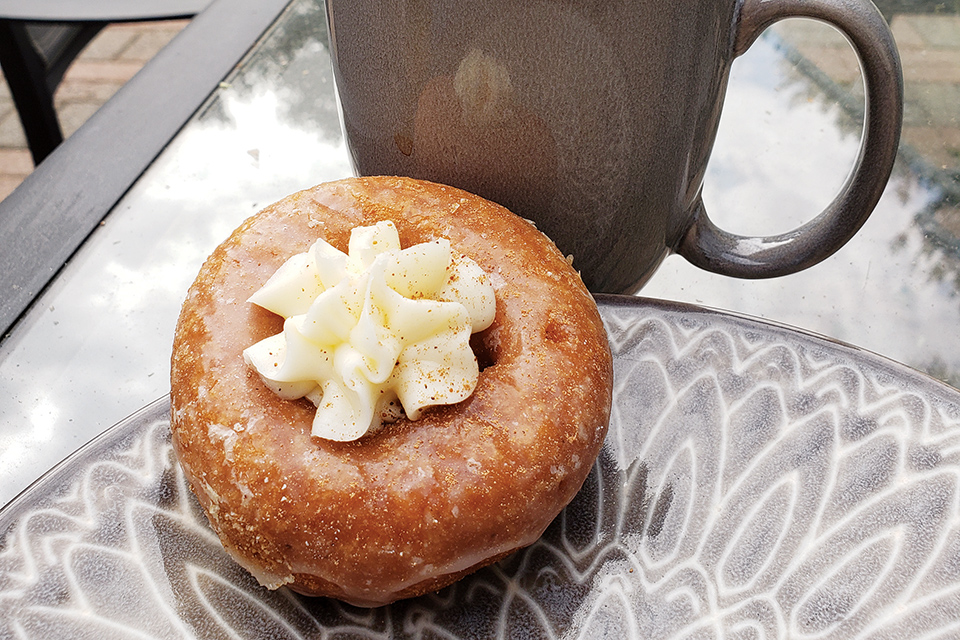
[{"xmin": 0, "ymin": 20, "xmax": 64, "ymax": 164}]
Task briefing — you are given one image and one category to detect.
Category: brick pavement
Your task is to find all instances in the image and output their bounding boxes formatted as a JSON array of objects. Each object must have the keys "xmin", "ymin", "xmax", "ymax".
[
  {"xmin": 0, "ymin": 20, "xmax": 188, "ymax": 201},
  {"xmin": 776, "ymin": 14, "xmax": 960, "ymax": 174}
]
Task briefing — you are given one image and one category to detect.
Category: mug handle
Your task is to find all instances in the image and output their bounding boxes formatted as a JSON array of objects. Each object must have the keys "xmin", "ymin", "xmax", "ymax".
[{"xmin": 677, "ymin": 0, "xmax": 903, "ymax": 278}]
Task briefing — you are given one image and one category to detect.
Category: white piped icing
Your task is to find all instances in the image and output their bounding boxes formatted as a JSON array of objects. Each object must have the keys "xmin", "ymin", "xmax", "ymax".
[{"xmin": 243, "ymin": 221, "xmax": 495, "ymax": 441}]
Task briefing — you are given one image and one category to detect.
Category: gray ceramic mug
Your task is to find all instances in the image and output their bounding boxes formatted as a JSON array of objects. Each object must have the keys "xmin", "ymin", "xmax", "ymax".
[{"xmin": 325, "ymin": 0, "xmax": 902, "ymax": 293}]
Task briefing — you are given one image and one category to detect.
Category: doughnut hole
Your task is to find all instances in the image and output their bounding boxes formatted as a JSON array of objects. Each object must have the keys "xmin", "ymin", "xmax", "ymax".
[{"xmin": 470, "ymin": 327, "xmax": 500, "ymax": 372}]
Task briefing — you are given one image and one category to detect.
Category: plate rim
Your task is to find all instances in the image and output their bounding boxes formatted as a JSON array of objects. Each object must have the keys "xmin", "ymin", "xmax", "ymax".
[
  {"xmin": 0, "ymin": 394, "xmax": 171, "ymax": 522},
  {"xmin": 599, "ymin": 293, "xmax": 960, "ymax": 401}
]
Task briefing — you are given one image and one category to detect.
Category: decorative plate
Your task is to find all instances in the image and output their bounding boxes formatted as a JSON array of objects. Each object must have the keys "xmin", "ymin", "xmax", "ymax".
[{"xmin": 3, "ymin": 295, "xmax": 960, "ymax": 639}]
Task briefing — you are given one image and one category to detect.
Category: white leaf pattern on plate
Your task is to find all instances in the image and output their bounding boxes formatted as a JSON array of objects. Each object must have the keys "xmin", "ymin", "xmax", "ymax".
[{"xmin": 2, "ymin": 296, "xmax": 960, "ymax": 638}]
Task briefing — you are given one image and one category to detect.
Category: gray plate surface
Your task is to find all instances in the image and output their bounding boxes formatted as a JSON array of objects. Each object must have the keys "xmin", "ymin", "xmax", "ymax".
[{"xmin": 3, "ymin": 295, "xmax": 960, "ymax": 639}]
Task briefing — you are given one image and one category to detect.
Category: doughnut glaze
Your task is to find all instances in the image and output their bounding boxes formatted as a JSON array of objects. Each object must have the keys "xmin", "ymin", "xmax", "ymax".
[{"xmin": 170, "ymin": 176, "xmax": 613, "ymax": 606}]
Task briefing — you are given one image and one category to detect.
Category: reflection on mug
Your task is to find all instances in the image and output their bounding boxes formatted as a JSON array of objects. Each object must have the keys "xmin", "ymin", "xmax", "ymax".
[{"xmin": 413, "ymin": 49, "xmax": 558, "ymax": 230}]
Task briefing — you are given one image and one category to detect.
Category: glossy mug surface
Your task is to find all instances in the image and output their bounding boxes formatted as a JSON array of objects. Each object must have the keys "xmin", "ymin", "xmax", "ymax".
[{"xmin": 326, "ymin": 0, "xmax": 902, "ymax": 293}]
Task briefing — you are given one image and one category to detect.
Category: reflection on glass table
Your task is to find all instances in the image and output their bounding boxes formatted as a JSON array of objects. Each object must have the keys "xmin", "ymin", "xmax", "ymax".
[
  {"xmin": 645, "ymin": 9, "xmax": 960, "ymax": 391},
  {"xmin": 0, "ymin": 0, "xmax": 351, "ymax": 507}
]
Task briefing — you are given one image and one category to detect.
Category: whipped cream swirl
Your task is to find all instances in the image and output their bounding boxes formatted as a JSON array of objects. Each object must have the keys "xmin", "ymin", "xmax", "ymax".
[{"xmin": 243, "ymin": 221, "xmax": 496, "ymax": 441}]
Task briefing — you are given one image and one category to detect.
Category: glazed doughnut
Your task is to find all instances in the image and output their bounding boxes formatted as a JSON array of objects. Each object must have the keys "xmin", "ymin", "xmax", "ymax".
[{"xmin": 170, "ymin": 176, "xmax": 612, "ymax": 606}]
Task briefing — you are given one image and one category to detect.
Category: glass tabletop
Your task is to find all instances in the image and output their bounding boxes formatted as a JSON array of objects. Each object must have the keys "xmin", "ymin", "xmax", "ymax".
[
  {"xmin": 643, "ymin": 6, "xmax": 960, "ymax": 390},
  {"xmin": 1, "ymin": 0, "xmax": 959, "ymax": 510}
]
